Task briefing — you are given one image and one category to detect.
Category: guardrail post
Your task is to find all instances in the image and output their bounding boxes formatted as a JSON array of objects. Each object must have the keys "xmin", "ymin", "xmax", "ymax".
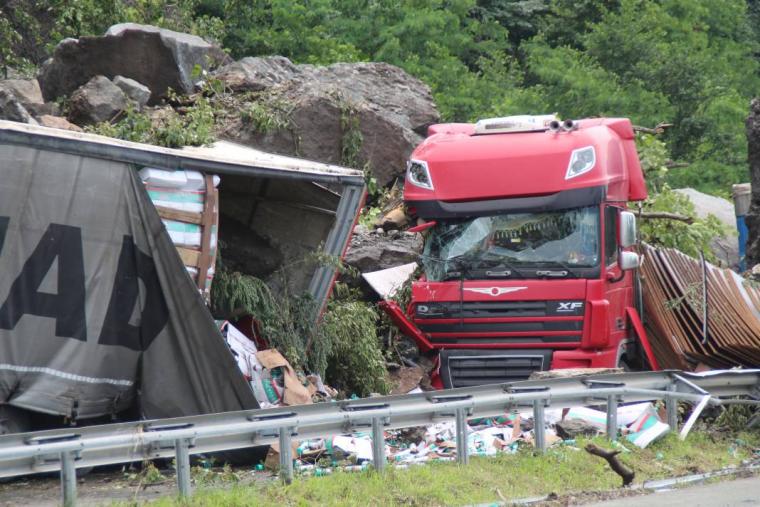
[
  {"xmin": 606, "ymin": 395, "xmax": 619, "ymax": 441},
  {"xmin": 279, "ymin": 427, "xmax": 294, "ymax": 484},
  {"xmin": 455, "ymin": 408, "xmax": 469, "ymax": 465},
  {"xmin": 371, "ymin": 417, "xmax": 385, "ymax": 471},
  {"xmin": 666, "ymin": 384, "xmax": 679, "ymax": 431},
  {"xmin": 174, "ymin": 439, "xmax": 191, "ymax": 498},
  {"xmin": 533, "ymin": 399, "xmax": 546, "ymax": 452},
  {"xmin": 60, "ymin": 451, "xmax": 76, "ymax": 507}
]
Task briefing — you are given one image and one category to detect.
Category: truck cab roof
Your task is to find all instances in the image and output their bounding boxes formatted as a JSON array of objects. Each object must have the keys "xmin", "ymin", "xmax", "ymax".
[{"xmin": 404, "ymin": 116, "xmax": 647, "ymax": 214}]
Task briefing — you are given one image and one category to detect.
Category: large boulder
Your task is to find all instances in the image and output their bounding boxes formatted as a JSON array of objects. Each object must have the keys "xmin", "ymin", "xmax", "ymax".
[
  {"xmin": 214, "ymin": 56, "xmax": 301, "ymax": 92},
  {"xmin": 38, "ymin": 24, "xmax": 228, "ymax": 104},
  {"xmin": 674, "ymin": 188, "xmax": 739, "ymax": 268},
  {"xmin": 216, "ymin": 58, "xmax": 439, "ymax": 185},
  {"xmin": 344, "ymin": 227, "xmax": 423, "ymax": 273},
  {"xmin": 68, "ymin": 76, "xmax": 128, "ymax": 125},
  {"xmin": 746, "ymin": 99, "xmax": 760, "ymax": 268}
]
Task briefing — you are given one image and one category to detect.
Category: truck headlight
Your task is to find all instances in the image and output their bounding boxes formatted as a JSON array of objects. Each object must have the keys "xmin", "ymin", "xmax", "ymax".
[
  {"xmin": 565, "ymin": 146, "xmax": 596, "ymax": 179},
  {"xmin": 407, "ymin": 160, "xmax": 434, "ymax": 190}
]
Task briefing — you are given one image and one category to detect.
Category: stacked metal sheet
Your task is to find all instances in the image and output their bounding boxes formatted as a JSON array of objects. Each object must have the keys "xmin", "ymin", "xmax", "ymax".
[{"xmin": 640, "ymin": 244, "xmax": 760, "ymax": 369}]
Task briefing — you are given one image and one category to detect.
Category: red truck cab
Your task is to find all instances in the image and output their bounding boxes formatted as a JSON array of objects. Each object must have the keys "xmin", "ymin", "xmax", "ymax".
[{"xmin": 382, "ymin": 115, "xmax": 659, "ymax": 388}]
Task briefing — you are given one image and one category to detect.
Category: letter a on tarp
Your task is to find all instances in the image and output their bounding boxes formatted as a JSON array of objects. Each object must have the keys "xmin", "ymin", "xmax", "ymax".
[{"xmin": 0, "ymin": 144, "xmax": 258, "ymax": 420}]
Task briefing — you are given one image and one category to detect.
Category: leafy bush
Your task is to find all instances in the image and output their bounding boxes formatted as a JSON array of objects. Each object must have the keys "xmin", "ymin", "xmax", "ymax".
[
  {"xmin": 639, "ymin": 185, "xmax": 727, "ymax": 262},
  {"xmin": 87, "ymin": 97, "xmax": 215, "ymax": 148}
]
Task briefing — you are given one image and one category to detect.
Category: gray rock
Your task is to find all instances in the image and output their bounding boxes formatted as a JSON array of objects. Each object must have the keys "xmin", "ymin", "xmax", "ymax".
[
  {"xmin": 674, "ymin": 187, "xmax": 739, "ymax": 268},
  {"xmin": 37, "ymin": 115, "xmax": 83, "ymax": 132},
  {"xmin": 555, "ymin": 418, "xmax": 601, "ymax": 439},
  {"xmin": 220, "ymin": 58, "xmax": 439, "ymax": 186},
  {"xmin": 746, "ymin": 98, "xmax": 760, "ymax": 268},
  {"xmin": 113, "ymin": 75, "xmax": 151, "ymax": 109},
  {"xmin": 0, "ymin": 89, "xmax": 37, "ymax": 124},
  {"xmin": 214, "ymin": 56, "xmax": 301, "ymax": 92},
  {"xmin": 38, "ymin": 24, "xmax": 228, "ymax": 104},
  {"xmin": 0, "ymin": 79, "xmax": 42, "ymax": 108},
  {"xmin": 68, "ymin": 76, "xmax": 128, "ymax": 125},
  {"xmin": 343, "ymin": 229, "xmax": 423, "ymax": 273}
]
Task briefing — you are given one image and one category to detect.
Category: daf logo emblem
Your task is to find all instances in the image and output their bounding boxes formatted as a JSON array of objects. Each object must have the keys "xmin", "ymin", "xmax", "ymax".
[{"xmin": 464, "ymin": 286, "xmax": 528, "ymax": 297}]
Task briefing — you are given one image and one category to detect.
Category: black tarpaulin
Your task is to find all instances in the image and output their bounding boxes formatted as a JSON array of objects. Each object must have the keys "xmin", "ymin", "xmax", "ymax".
[{"xmin": 0, "ymin": 143, "xmax": 258, "ymax": 420}]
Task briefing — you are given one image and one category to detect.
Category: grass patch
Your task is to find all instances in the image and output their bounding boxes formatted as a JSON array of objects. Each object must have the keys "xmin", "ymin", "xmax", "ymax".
[{"xmin": 123, "ymin": 430, "xmax": 759, "ymax": 506}]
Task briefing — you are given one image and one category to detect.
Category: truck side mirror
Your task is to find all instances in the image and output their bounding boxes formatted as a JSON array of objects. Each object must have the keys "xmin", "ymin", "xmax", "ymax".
[
  {"xmin": 619, "ymin": 211, "xmax": 636, "ymax": 248},
  {"xmin": 619, "ymin": 251, "xmax": 639, "ymax": 271}
]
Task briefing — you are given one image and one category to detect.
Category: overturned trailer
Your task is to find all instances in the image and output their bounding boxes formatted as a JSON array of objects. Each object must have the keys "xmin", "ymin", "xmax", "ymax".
[{"xmin": 0, "ymin": 120, "xmax": 364, "ymax": 432}]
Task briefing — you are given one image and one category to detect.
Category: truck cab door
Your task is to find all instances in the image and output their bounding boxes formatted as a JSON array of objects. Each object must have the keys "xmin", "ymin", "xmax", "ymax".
[{"xmin": 603, "ymin": 206, "xmax": 629, "ymax": 343}]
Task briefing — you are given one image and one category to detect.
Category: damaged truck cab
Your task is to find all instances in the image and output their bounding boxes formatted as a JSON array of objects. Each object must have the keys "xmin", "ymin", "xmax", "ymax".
[{"xmin": 382, "ymin": 115, "xmax": 659, "ymax": 388}]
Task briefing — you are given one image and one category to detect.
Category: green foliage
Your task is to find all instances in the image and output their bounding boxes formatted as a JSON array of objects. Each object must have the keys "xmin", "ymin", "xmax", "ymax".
[
  {"xmin": 640, "ymin": 184, "xmax": 726, "ymax": 262},
  {"xmin": 240, "ymin": 100, "xmax": 290, "ymax": 134},
  {"xmin": 636, "ymin": 134, "xmax": 727, "ymax": 262},
  {"xmin": 87, "ymin": 96, "xmax": 216, "ymax": 148},
  {"xmin": 339, "ymin": 100, "xmax": 363, "ymax": 168},
  {"xmin": 211, "ymin": 260, "xmax": 386, "ymax": 396},
  {"xmin": 321, "ymin": 298, "xmax": 389, "ymax": 397}
]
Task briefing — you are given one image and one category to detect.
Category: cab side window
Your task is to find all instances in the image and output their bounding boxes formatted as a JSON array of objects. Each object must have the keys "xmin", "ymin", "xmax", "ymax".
[{"xmin": 605, "ymin": 207, "xmax": 619, "ymax": 266}]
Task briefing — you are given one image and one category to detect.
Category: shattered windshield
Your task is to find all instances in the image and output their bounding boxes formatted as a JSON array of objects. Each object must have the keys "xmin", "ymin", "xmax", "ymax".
[{"xmin": 421, "ymin": 206, "xmax": 600, "ymax": 281}]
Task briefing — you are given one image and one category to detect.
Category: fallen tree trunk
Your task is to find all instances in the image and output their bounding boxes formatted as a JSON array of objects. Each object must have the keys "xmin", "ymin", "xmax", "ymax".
[{"xmin": 585, "ymin": 443, "xmax": 635, "ymax": 486}]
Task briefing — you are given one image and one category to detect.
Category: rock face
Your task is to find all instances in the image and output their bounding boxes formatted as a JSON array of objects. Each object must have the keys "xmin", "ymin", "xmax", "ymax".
[
  {"xmin": 216, "ymin": 57, "xmax": 439, "ymax": 185},
  {"xmin": 674, "ymin": 188, "xmax": 739, "ymax": 268},
  {"xmin": 68, "ymin": 76, "xmax": 128, "ymax": 125},
  {"xmin": 38, "ymin": 23, "xmax": 228, "ymax": 104},
  {"xmin": 746, "ymin": 98, "xmax": 760, "ymax": 268},
  {"xmin": 344, "ymin": 227, "xmax": 423, "ymax": 273},
  {"xmin": 214, "ymin": 56, "xmax": 301, "ymax": 92},
  {"xmin": 113, "ymin": 75, "xmax": 151, "ymax": 109}
]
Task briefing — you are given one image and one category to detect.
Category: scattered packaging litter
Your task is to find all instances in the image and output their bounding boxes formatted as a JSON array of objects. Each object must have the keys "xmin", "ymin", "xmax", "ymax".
[
  {"xmin": 219, "ymin": 321, "xmax": 333, "ymax": 409},
  {"xmin": 276, "ymin": 391, "xmax": 712, "ymax": 475},
  {"xmin": 625, "ymin": 404, "xmax": 670, "ymax": 448}
]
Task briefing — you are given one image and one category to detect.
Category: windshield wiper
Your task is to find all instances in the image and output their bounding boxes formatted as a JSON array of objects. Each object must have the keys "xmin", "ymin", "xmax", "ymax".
[
  {"xmin": 532, "ymin": 261, "xmax": 577, "ymax": 278},
  {"xmin": 474, "ymin": 258, "xmax": 525, "ymax": 279}
]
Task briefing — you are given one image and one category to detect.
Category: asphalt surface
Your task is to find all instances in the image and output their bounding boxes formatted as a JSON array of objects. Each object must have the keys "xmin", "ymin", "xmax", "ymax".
[{"xmin": 584, "ymin": 476, "xmax": 760, "ymax": 506}]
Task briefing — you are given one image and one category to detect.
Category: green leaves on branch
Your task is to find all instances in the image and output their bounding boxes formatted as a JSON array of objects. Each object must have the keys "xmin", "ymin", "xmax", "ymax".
[{"xmin": 636, "ymin": 134, "xmax": 727, "ymax": 262}]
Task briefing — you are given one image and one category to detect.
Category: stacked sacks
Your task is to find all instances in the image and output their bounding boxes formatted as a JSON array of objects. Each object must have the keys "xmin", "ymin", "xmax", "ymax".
[{"xmin": 139, "ymin": 167, "xmax": 219, "ymax": 300}]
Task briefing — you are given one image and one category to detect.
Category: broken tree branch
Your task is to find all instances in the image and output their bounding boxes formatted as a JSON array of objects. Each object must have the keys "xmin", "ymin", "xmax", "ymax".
[
  {"xmin": 585, "ymin": 443, "xmax": 635, "ymax": 486},
  {"xmin": 638, "ymin": 211, "xmax": 694, "ymax": 224},
  {"xmin": 633, "ymin": 122, "xmax": 674, "ymax": 135}
]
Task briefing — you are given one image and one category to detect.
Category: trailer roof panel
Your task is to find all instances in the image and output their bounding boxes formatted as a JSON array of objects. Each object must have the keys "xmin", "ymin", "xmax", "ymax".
[{"xmin": 0, "ymin": 120, "xmax": 364, "ymax": 186}]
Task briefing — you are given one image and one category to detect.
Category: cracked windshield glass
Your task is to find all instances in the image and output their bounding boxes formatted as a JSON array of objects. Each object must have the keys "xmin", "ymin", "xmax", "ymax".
[{"xmin": 422, "ymin": 206, "xmax": 600, "ymax": 281}]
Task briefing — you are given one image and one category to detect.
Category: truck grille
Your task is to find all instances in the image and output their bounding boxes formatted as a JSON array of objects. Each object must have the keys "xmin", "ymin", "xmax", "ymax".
[
  {"xmin": 415, "ymin": 300, "xmax": 584, "ymax": 346},
  {"xmin": 440, "ymin": 349, "xmax": 551, "ymax": 388}
]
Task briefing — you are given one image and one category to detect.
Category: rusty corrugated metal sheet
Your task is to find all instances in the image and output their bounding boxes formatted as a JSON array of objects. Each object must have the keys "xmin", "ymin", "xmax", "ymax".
[{"xmin": 640, "ymin": 244, "xmax": 760, "ymax": 370}]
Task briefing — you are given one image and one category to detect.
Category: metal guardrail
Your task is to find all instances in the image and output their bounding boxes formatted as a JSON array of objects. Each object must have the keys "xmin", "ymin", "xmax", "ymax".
[{"xmin": 0, "ymin": 370, "xmax": 758, "ymax": 506}]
